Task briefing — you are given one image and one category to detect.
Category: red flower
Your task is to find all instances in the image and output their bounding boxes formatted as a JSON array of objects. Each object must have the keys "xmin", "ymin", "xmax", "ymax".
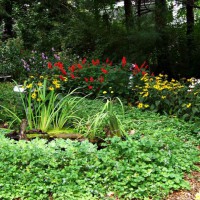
[
  {"xmin": 48, "ymin": 62, "xmax": 53, "ymax": 69},
  {"xmin": 99, "ymin": 76, "xmax": 104, "ymax": 83},
  {"xmin": 151, "ymin": 72, "xmax": 155, "ymax": 76},
  {"xmin": 90, "ymin": 77, "xmax": 94, "ymax": 82},
  {"xmin": 68, "ymin": 65, "xmax": 76, "ymax": 73},
  {"xmin": 140, "ymin": 61, "xmax": 146, "ymax": 69},
  {"xmin": 88, "ymin": 85, "xmax": 93, "ymax": 90},
  {"xmin": 109, "ymin": 61, "xmax": 113, "ymax": 66},
  {"xmin": 142, "ymin": 71, "xmax": 147, "ymax": 76},
  {"xmin": 59, "ymin": 75, "xmax": 65, "ymax": 81},
  {"xmin": 84, "ymin": 77, "xmax": 89, "ymax": 82},
  {"xmin": 122, "ymin": 56, "xmax": 126, "ymax": 67},
  {"xmin": 54, "ymin": 62, "xmax": 64, "ymax": 69},
  {"xmin": 101, "ymin": 68, "xmax": 108, "ymax": 74},
  {"xmin": 92, "ymin": 59, "xmax": 100, "ymax": 66},
  {"xmin": 140, "ymin": 61, "xmax": 148, "ymax": 69},
  {"xmin": 82, "ymin": 58, "xmax": 87, "ymax": 64},
  {"xmin": 60, "ymin": 68, "xmax": 67, "ymax": 75},
  {"xmin": 106, "ymin": 58, "xmax": 110, "ymax": 64},
  {"xmin": 77, "ymin": 64, "xmax": 83, "ymax": 69},
  {"xmin": 70, "ymin": 73, "xmax": 75, "ymax": 79}
]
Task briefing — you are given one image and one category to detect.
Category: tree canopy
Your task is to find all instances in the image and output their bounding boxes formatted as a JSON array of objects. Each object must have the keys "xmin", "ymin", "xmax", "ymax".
[{"xmin": 1, "ymin": 0, "xmax": 200, "ymax": 77}]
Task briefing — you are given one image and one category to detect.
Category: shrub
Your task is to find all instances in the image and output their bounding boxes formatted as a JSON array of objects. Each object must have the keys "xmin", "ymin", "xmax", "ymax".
[
  {"xmin": 0, "ymin": 38, "xmax": 26, "ymax": 80},
  {"xmin": 0, "ymin": 82, "xmax": 24, "ymax": 125}
]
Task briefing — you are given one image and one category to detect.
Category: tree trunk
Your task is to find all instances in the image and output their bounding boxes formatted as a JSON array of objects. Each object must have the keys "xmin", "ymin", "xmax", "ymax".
[
  {"xmin": 2, "ymin": 0, "xmax": 14, "ymax": 41},
  {"xmin": 155, "ymin": 0, "xmax": 171, "ymax": 77},
  {"xmin": 186, "ymin": 0, "xmax": 194, "ymax": 47},
  {"xmin": 124, "ymin": 0, "xmax": 134, "ymax": 30},
  {"xmin": 136, "ymin": 0, "xmax": 141, "ymax": 29},
  {"xmin": 185, "ymin": 0, "xmax": 195, "ymax": 75},
  {"xmin": 186, "ymin": 0, "xmax": 194, "ymax": 36}
]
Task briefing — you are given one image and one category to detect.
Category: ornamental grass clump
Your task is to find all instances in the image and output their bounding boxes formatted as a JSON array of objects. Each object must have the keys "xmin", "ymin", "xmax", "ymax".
[
  {"xmin": 20, "ymin": 79, "xmax": 83, "ymax": 132},
  {"xmin": 76, "ymin": 97, "xmax": 126, "ymax": 139}
]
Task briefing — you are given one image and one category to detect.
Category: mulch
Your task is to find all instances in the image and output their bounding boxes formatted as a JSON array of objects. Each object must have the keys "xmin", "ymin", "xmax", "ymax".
[{"xmin": 166, "ymin": 168, "xmax": 200, "ymax": 200}]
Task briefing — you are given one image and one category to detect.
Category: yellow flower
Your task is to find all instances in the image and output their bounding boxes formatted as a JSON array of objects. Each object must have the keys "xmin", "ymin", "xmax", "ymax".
[
  {"xmin": 31, "ymin": 92, "xmax": 37, "ymax": 99},
  {"xmin": 55, "ymin": 84, "xmax": 61, "ymax": 89},
  {"xmin": 26, "ymin": 83, "xmax": 33, "ymax": 89},
  {"xmin": 161, "ymin": 96, "xmax": 166, "ymax": 99},
  {"xmin": 149, "ymin": 78, "xmax": 153, "ymax": 81},
  {"xmin": 186, "ymin": 103, "xmax": 191, "ymax": 108},
  {"xmin": 49, "ymin": 86, "xmax": 54, "ymax": 91},
  {"xmin": 171, "ymin": 78, "xmax": 176, "ymax": 82},
  {"xmin": 110, "ymin": 91, "xmax": 114, "ymax": 94},
  {"xmin": 103, "ymin": 91, "xmax": 107, "ymax": 94},
  {"xmin": 52, "ymin": 79, "xmax": 58, "ymax": 85},
  {"xmin": 30, "ymin": 76, "xmax": 34, "ymax": 78},
  {"xmin": 37, "ymin": 82, "xmax": 42, "ymax": 86},
  {"xmin": 40, "ymin": 76, "xmax": 44, "ymax": 79},
  {"xmin": 143, "ymin": 92, "xmax": 149, "ymax": 97},
  {"xmin": 137, "ymin": 103, "xmax": 143, "ymax": 109},
  {"xmin": 144, "ymin": 104, "xmax": 149, "ymax": 108},
  {"xmin": 195, "ymin": 192, "xmax": 200, "ymax": 200},
  {"xmin": 63, "ymin": 77, "xmax": 68, "ymax": 82}
]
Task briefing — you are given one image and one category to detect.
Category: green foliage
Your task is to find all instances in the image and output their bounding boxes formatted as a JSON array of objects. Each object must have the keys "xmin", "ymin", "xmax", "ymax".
[
  {"xmin": 0, "ymin": 38, "xmax": 26, "ymax": 80},
  {"xmin": 0, "ymin": 82, "xmax": 24, "ymax": 125},
  {"xmin": 0, "ymin": 129, "xmax": 199, "ymax": 199}
]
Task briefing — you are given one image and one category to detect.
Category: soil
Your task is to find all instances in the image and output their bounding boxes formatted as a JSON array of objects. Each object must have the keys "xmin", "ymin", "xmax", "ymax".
[{"xmin": 166, "ymin": 167, "xmax": 200, "ymax": 200}]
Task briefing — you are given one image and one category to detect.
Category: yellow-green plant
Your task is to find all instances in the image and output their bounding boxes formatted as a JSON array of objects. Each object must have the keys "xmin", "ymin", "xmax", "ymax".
[
  {"xmin": 0, "ymin": 105, "xmax": 21, "ymax": 128},
  {"xmin": 77, "ymin": 97, "xmax": 126, "ymax": 139}
]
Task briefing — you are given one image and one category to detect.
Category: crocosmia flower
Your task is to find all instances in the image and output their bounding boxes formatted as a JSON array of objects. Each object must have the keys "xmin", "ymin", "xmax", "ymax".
[
  {"xmin": 59, "ymin": 75, "xmax": 65, "ymax": 81},
  {"xmin": 84, "ymin": 77, "xmax": 89, "ymax": 82},
  {"xmin": 54, "ymin": 62, "xmax": 64, "ymax": 69},
  {"xmin": 122, "ymin": 56, "xmax": 126, "ymax": 67},
  {"xmin": 77, "ymin": 64, "xmax": 83, "ymax": 69},
  {"xmin": 99, "ymin": 76, "xmax": 104, "ymax": 83},
  {"xmin": 142, "ymin": 71, "xmax": 147, "ymax": 76},
  {"xmin": 68, "ymin": 65, "xmax": 76, "ymax": 72},
  {"xmin": 101, "ymin": 68, "xmax": 108, "ymax": 74},
  {"xmin": 92, "ymin": 59, "xmax": 100, "ymax": 66},
  {"xmin": 90, "ymin": 77, "xmax": 94, "ymax": 82},
  {"xmin": 60, "ymin": 68, "xmax": 67, "ymax": 75},
  {"xmin": 48, "ymin": 62, "xmax": 53, "ymax": 69},
  {"xmin": 70, "ymin": 74, "xmax": 75, "ymax": 79},
  {"xmin": 82, "ymin": 58, "xmax": 87, "ymax": 64}
]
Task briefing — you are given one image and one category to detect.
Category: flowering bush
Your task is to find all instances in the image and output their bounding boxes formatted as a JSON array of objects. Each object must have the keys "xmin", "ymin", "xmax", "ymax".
[
  {"xmin": 21, "ymin": 51, "xmax": 200, "ymax": 122},
  {"xmin": 133, "ymin": 73, "xmax": 200, "ymax": 121},
  {"xmin": 23, "ymin": 55, "xmax": 147, "ymax": 100}
]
